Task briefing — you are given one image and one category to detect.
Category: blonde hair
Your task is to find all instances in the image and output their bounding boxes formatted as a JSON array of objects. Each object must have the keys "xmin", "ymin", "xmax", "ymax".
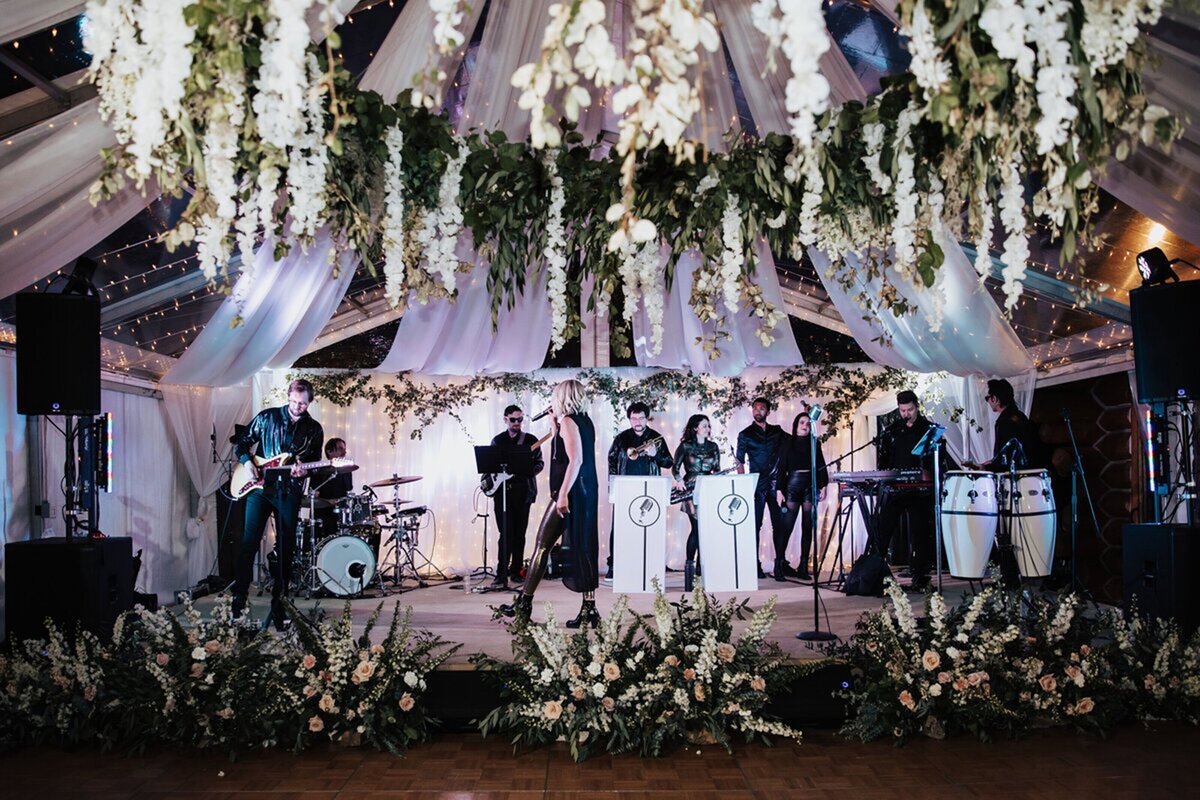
[{"xmin": 551, "ymin": 379, "xmax": 586, "ymax": 417}]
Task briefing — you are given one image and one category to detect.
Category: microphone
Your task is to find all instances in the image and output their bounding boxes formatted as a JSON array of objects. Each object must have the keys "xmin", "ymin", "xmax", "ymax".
[
  {"xmin": 531, "ymin": 406, "xmax": 552, "ymax": 422},
  {"xmin": 809, "ymin": 404, "xmax": 823, "ymax": 422},
  {"xmin": 1060, "ymin": 407, "xmax": 1071, "ymax": 421}
]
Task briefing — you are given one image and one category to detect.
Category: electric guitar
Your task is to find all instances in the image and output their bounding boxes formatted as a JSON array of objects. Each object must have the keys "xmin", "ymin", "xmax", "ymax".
[
  {"xmin": 481, "ymin": 431, "xmax": 554, "ymax": 496},
  {"xmin": 670, "ymin": 466, "xmax": 739, "ymax": 504},
  {"xmin": 230, "ymin": 454, "xmax": 357, "ymax": 499}
]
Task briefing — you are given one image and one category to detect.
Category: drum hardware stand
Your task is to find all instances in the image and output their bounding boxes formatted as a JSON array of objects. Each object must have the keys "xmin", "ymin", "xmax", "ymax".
[
  {"xmin": 1062, "ymin": 409, "xmax": 1101, "ymax": 602},
  {"xmin": 798, "ymin": 406, "xmax": 838, "ymax": 644}
]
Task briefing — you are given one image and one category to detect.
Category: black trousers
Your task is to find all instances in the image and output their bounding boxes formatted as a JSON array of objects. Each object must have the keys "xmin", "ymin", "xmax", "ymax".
[
  {"xmin": 496, "ymin": 488, "xmax": 532, "ymax": 577},
  {"xmin": 753, "ymin": 483, "xmax": 784, "ymax": 567},
  {"xmin": 233, "ymin": 488, "xmax": 301, "ymax": 614},
  {"xmin": 876, "ymin": 490, "xmax": 934, "ymax": 578}
]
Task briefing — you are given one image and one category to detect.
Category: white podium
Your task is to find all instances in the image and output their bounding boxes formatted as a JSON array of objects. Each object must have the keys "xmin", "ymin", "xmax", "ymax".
[
  {"xmin": 610, "ymin": 475, "xmax": 672, "ymax": 593},
  {"xmin": 696, "ymin": 473, "xmax": 759, "ymax": 592}
]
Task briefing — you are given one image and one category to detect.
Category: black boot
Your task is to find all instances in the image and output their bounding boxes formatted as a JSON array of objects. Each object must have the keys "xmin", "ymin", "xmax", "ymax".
[
  {"xmin": 498, "ymin": 593, "xmax": 533, "ymax": 621},
  {"xmin": 774, "ymin": 558, "xmax": 787, "ymax": 582},
  {"xmin": 684, "ymin": 561, "xmax": 695, "ymax": 592},
  {"xmin": 565, "ymin": 599, "xmax": 601, "ymax": 629}
]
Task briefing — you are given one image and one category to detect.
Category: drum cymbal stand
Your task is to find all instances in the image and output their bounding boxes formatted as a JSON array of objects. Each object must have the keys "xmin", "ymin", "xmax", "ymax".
[{"xmin": 384, "ymin": 511, "xmax": 429, "ymax": 592}]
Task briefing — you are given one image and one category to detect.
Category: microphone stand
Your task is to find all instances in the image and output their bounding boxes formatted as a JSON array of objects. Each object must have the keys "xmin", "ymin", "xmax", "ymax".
[
  {"xmin": 1061, "ymin": 409, "xmax": 1101, "ymax": 596},
  {"xmin": 798, "ymin": 409, "xmax": 837, "ymax": 643}
]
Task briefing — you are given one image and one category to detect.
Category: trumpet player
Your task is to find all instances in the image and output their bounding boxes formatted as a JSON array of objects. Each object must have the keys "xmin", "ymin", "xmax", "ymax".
[{"xmin": 605, "ymin": 401, "xmax": 673, "ymax": 579}]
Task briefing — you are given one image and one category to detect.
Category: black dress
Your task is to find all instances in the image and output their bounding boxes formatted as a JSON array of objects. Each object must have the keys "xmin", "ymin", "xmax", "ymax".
[{"xmin": 560, "ymin": 412, "xmax": 599, "ymax": 593}]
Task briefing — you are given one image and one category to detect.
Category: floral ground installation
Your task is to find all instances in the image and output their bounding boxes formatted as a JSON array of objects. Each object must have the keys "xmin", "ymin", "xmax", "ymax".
[
  {"xmin": 474, "ymin": 583, "xmax": 812, "ymax": 761},
  {"xmin": 834, "ymin": 580, "xmax": 1200, "ymax": 743},
  {"xmin": 0, "ymin": 597, "xmax": 458, "ymax": 756}
]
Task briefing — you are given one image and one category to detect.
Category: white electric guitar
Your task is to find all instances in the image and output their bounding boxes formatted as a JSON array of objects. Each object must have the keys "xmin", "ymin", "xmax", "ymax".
[{"xmin": 230, "ymin": 454, "xmax": 357, "ymax": 499}]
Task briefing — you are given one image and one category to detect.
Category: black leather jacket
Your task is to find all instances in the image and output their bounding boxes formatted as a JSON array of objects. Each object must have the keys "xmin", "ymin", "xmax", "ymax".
[
  {"xmin": 672, "ymin": 439, "xmax": 721, "ymax": 483},
  {"xmin": 735, "ymin": 422, "xmax": 786, "ymax": 490},
  {"xmin": 608, "ymin": 427, "xmax": 673, "ymax": 476},
  {"xmin": 236, "ymin": 406, "xmax": 324, "ymax": 465},
  {"xmin": 490, "ymin": 429, "xmax": 545, "ymax": 501}
]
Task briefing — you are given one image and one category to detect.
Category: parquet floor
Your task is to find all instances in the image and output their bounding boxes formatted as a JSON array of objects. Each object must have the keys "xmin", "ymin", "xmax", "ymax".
[{"xmin": 3, "ymin": 723, "xmax": 1199, "ymax": 800}]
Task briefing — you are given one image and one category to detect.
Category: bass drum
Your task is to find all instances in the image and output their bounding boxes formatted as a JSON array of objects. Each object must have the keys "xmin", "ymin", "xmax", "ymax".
[
  {"xmin": 940, "ymin": 471, "xmax": 998, "ymax": 579},
  {"xmin": 314, "ymin": 534, "xmax": 377, "ymax": 597},
  {"xmin": 999, "ymin": 469, "xmax": 1056, "ymax": 578}
]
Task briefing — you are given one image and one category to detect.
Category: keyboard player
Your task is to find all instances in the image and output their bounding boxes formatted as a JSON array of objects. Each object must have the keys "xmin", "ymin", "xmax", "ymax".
[{"xmin": 875, "ymin": 390, "xmax": 937, "ymax": 591}]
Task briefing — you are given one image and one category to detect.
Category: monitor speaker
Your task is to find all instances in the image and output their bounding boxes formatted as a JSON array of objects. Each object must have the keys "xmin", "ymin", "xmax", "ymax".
[
  {"xmin": 1130, "ymin": 282, "xmax": 1200, "ymax": 403},
  {"xmin": 1123, "ymin": 523, "xmax": 1200, "ymax": 635},
  {"xmin": 15, "ymin": 292, "xmax": 101, "ymax": 416}
]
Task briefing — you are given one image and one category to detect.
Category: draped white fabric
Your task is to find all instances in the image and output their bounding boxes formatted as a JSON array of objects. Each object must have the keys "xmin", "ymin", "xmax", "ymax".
[
  {"xmin": 162, "ymin": 231, "xmax": 357, "ymax": 386},
  {"xmin": 32, "ymin": 389, "xmax": 193, "ymax": 600},
  {"xmin": 633, "ymin": 240, "xmax": 804, "ymax": 375},
  {"xmin": 0, "ymin": 0, "xmax": 83, "ymax": 44},
  {"xmin": 0, "ymin": 352, "xmax": 32, "ymax": 638},
  {"xmin": 808, "ymin": 230, "xmax": 1034, "ymax": 378},
  {"xmin": 259, "ymin": 367, "xmax": 877, "ymax": 579},
  {"xmin": 0, "ymin": 99, "xmax": 154, "ymax": 299},
  {"xmin": 376, "ymin": 237, "xmax": 554, "ymax": 375}
]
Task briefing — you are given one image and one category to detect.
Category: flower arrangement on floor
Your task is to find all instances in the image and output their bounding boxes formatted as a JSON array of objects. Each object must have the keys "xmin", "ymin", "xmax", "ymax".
[
  {"xmin": 0, "ymin": 596, "xmax": 456, "ymax": 755},
  {"xmin": 82, "ymin": 0, "xmax": 1181, "ymax": 355},
  {"xmin": 473, "ymin": 584, "xmax": 805, "ymax": 761},
  {"xmin": 835, "ymin": 581, "xmax": 1200, "ymax": 743}
]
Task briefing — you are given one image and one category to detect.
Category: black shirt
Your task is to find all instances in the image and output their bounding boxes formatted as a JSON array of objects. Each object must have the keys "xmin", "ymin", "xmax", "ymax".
[
  {"xmin": 608, "ymin": 427, "xmax": 673, "ymax": 476},
  {"xmin": 315, "ymin": 471, "xmax": 354, "ymax": 501},
  {"xmin": 878, "ymin": 416, "xmax": 932, "ymax": 471},
  {"xmin": 735, "ymin": 422, "xmax": 786, "ymax": 489},
  {"xmin": 489, "ymin": 429, "xmax": 545, "ymax": 501},
  {"xmin": 992, "ymin": 406, "xmax": 1043, "ymax": 471},
  {"xmin": 776, "ymin": 434, "xmax": 829, "ymax": 493}
]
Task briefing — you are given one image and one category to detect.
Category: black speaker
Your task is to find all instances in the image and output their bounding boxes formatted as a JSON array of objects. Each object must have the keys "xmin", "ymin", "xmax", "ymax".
[
  {"xmin": 4, "ymin": 537, "xmax": 135, "ymax": 642},
  {"xmin": 1130, "ymin": 282, "xmax": 1200, "ymax": 403},
  {"xmin": 1123, "ymin": 523, "xmax": 1200, "ymax": 634},
  {"xmin": 15, "ymin": 292, "xmax": 101, "ymax": 416}
]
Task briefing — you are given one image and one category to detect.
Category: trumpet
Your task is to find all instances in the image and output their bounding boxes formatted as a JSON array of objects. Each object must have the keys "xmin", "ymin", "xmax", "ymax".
[{"xmin": 626, "ymin": 436, "xmax": 664, "ymax": 460}]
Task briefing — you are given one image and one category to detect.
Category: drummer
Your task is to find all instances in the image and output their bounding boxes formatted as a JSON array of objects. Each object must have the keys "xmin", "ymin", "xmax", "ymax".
[
  {"xmin": 980, "ymin": 379, "xmax": 1045, "ymax": 473},
  {"xmin": 312, "ymin": 438, "xmax": 354, "ymax": 538}
]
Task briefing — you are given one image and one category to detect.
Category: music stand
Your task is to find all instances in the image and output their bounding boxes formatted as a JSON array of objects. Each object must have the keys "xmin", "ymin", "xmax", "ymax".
[
  {"xmin": 911, "ymin": 423, "xmax": 947, "ymax": 592},
  {"xmin": 474, "ymin": 445, "xmax": 538, "ymax": 592}
]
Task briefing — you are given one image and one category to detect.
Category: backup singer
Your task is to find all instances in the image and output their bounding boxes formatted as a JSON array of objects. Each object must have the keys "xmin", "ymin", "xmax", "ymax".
[
  {"xmin": 774, "ymin": 412, "xmax": 829, "ymax": 581},
  {"xmin": 232, "ymin": 378, "xmax": 323, "ymax": 629},
  {"xmin": 876, "ymin": 390, "xmax": 936, "ymax": 591},
  {"xmin": 489, "ymin": 405, "xmax": 545, "ymax": 586},
  {"xmin": 500, "ymin": 379, "xmax": 600, "ymax": 628},
  {"xmin": 735, "ymin": 397, "xmax": 785, "ymax": 579},
  {"xmin": 605, "ymin": 402, "xmax": 673, "ymax": 579},
  {"xmin": 672, "ymin": 414, "xmax": 720, "ymax": 590}
]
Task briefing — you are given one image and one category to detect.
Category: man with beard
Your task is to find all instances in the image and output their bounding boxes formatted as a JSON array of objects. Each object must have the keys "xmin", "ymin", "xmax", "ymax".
[
  {"xmin": 736, "ymin": 397, "xmax": 785, "ymax": 580},
  {"xmin": 605, "ymin": 402, "xmax": 673, "ymax": 580}
]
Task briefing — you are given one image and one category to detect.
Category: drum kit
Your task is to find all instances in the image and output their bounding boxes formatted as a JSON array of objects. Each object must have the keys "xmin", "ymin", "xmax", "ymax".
[
  {"xmin": 288, "ymin": 472, "xmax": 431, "ymax": 599},
  {"xmin": 940, "ymin": 469, "xmax": 1057, "ymax": 581}
]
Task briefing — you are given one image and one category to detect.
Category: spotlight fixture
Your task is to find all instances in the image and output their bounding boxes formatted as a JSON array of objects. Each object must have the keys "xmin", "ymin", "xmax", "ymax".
[{"xmin": 1137, "ymin": 247, "xmax": 1199, "ymax": 287}]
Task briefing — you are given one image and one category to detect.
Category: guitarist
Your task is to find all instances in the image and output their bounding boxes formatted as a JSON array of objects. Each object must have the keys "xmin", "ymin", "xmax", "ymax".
[
  {"xmin": 488, "ymin": 405, "xmax": 545, "ymax": 587},
  {"xmin": 231, "ymin": 378, "xmax": 324, "ymax": 629}
]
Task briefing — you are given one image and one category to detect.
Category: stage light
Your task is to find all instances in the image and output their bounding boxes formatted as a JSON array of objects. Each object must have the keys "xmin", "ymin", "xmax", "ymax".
[{"xmin": 1137, "ymin": 247, "xmax": 1178, "ymax": 286}]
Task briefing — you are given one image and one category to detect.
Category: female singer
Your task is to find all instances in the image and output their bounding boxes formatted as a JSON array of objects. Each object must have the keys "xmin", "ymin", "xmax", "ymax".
[
  {"xmin": 671, "ymin": 414, "xmax": 720, "ymax": 590},
  {"xmin": 499, "ymin": 379, "xmax": 600, "ymax": 628},
  {"xmin": 774, "ymin": 411, "xmax": 828, "ymax": 581}
]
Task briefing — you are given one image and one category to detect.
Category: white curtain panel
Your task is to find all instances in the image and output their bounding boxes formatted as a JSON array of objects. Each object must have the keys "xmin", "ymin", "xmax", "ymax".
[
  {"xmin": 633, "ymin": 239, "xmax": 804, "ymax": 375},
  {"xmin": 808, "ymin": 228, "xmax": 1034, "ymax": 378},
  {"xmin": 358, "ymin": 0, "xmax": 486, "ymax": 104},
  {"xmin": 0, "ymin": 99, "xmax": 154, "ymax": 299},
  {"xmin": 0, "ymin": 0, "xmax": 83, "ymax": 44},
  {"xmin": 0, "ymin": 352, "xmax": 32, "ymax": 639},
  {"xmin": 260, "ymin": 366, "xmax": 878, "ymax": 578},
  {"xmin": 35, "ymin": 389, "xmax": 193, "ymax": 600},
  {"xmin": 162, "ymin": 230, "xmax": 357, "ymax": 386}
]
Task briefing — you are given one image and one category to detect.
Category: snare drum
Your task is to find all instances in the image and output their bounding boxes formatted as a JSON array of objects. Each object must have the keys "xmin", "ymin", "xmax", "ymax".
[
  {"xmin": 314, "ymin": 534, "xmax": 377, "ymax": 596},
  {"xmin": 998, "ymin": 469, "xmax": 1056, "ymax": 578},
  {"xmin": 940, "ymin": 471, "xmax": 998, "ymax": 579},
  {"xmin": 337, "ymin": 494, "xmax": 376, "ymax": 527}
]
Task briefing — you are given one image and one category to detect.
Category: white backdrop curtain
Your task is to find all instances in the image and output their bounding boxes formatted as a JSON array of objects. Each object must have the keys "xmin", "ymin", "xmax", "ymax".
[
  {"xmin": 33, "ymin": 388, "xmax": 193, "ymax": 600},
  {"xmin": 161, "ymin": 383, "xmax": 253, "ymax": 584},
  {"xmin": 0, "ymin": 352, "xmax": 32, "ymax": 638},
  {"xmin": 633, "ymin": 241, "xmax": 804, "ymax": 376},
  {"xmin": 257, "ymin": 367, "xmax": 880, "ymax": 580},
  {"xmin": 162, "ymin": 230, "xmax": 357, "ymax": 386},
  {"xmin": 0, "ymin": 0, "xmax": 83, "ymax": 44},
  {"xmin": 0, "ymin": 99, "xmax": 154, "ymax": 299}
]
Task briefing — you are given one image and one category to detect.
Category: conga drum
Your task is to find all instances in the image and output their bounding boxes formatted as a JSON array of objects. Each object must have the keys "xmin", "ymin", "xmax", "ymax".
[
  {"xmin": 940, "ymin": 471, "xmax": 998, "ymax": 579},
  {"xmin": 998, "ymin": 469, "xmax": 1056, "ymax": 578}
]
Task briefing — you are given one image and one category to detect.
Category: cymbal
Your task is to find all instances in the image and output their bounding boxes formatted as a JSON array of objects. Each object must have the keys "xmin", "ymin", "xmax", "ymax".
[
  {"xmin": 368, "ymin": 475, "xmax": 422, "ymax": 488},
  {"xmin": 334, "ymin": 463, "xmax": 360, "ymax": 474}
]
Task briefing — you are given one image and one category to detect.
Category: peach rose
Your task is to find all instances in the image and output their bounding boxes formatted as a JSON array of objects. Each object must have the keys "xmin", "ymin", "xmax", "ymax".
[
  {"xmin": 353, "ymin": 661, "xmax": 376, "ymax": 683},
  {"xmin": 921, "ymin": 650, "xmax": 941, "ymax": 671},
  {"xmin": 308, "ymin": 715, "xmax": 324, "ymax": 732},
  {"xmin": 83, "ymin": 686, "xmax": 97, "ymax": 702},
  {"xmin": 155, "ymin": 653, "xmax": 169, "ymax": 667},
  {"xmin": 1039, "ymin": 675, "xmax": 1057, "ymax": 693},
  {"xmin": 217, "ymin": 707, "xmax": 234, "ymax": 719},
  {"xmin": 953, "ymin": 677, "xmax": 969, "ymax": 692},
  {"xmin": 602, "ymin": 697, "xmax": 615, "ymax": 712},
  {"xmin": 694, "ymin": 684, "xmax": 706, "ymax": 702},
  {"xmin": 204, "ymin": 639, "xmax": 221, "ymax": 655},
  {"xmin": 303, "ymin": 685, "xmax": 318, "ymax": 698},
  {"xmin": 399, "ymin": 692, "xmax": 415, "ymax": 712},
  {"xmin": 664, "ymin": 655, "xmax": 680, "ymax": 667},
  {"xmin": 371, "ymin": 644, "xmax": 384, "ymax": 655},
  {"xmin": 899, "ymin": 690, "xmax": 916, "ymax": 711},
  {"xmin": 1144, "ymin": 675, "xmax": 1156, "ymax": 690},
  {"xmin": 1080, "ymin": 644, "xmax": 1090, "ymax": 656},
  {"xmin": 937, "ymin": 671, "xmax": 951, "ymax": 684},
  {"xmin": 750, "ymin": 677, "xmax": 766, "ymax": 692},
  {"xmin": 716, "ymin": 643, "xmax": 736, "ymax": 663},
  {"xmin": 603, "ymin": 662, "xmax": 620, "ymax": 681},
  {"xmin": 543, "ymin": 700, "xmax": 563, "ymax": 721},
  {"xmin": 302, "ymin": 654, "xmax": 317, "ymax": 670},
  {"xmin": 1075, "ymin": 698, "xmax": 1095, "ymax": 715},
  {"xmin": 319, "ymin": 670, "xmax": 333, "ymax": 683},
  {"xmin": 683, "ymin": 668, "xmax": 696, "ymax": 681},
  {"xmin": 190, "ymin": 663, "xmax": 205, "ymax": 679},
  {"xmin": 572, "ymin": 687, "xmax": 586, "ymax": 701},
  {"xmin": 568, "ymin": 662, "xmax": 582, "ymax": 678},
  {"xmin": 319, "ymin": 694, "xmax": 336, "ymax": 713}
]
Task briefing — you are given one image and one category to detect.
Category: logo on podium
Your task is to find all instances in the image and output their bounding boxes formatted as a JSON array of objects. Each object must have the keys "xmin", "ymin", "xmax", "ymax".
[
  {"xmin": 717, "ymin": 494, "xmax": 749, "ymax": 526},
  {"xmin": 628, "ymin": 494, "xmax": 661, "ymax": 527}
]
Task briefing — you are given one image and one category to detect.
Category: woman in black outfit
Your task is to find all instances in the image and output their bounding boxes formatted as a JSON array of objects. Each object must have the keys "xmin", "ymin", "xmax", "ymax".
[
  {"xmin": 774, "ymin": 411, "xmax": 828, "ymax": 581},
  {"xmin": 671, "ymin": 414, "xmax": 720, "ymax": 590},
  {"xmin": 499, "ymin": 379, "xmax": 600, "ymax": 628}
]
